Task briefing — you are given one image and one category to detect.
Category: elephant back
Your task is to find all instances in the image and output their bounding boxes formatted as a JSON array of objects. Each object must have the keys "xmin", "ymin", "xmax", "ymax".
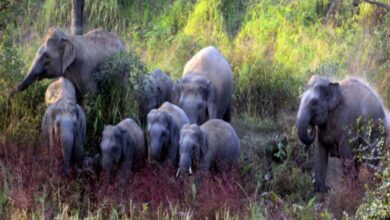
[
  {"xmin": 119, "ymin": 118, "xmax": 146, "ymax": 163},
  {"xmin": 183, "ymin": 46, "xmax": 233, "ymax": 90},
  {"xmin": 159, "ymin": 102, "xmax": 190, "ymax": 129},
  {"xmin": 83, "ymin": 28, "xmax": 125, "ymax": 52},
  {"xmin": 45, "ymin": 77, "xmax": 76, "ymax": 106},
  {"xmin": 339, "ymin": 78, "xmax": 385, "ymax": 122}
]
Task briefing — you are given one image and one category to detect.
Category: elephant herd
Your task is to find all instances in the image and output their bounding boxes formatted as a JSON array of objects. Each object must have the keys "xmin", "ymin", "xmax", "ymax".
[{"xmin": 9, "ymin": 27, "xmax": 389, "ymax": 192}]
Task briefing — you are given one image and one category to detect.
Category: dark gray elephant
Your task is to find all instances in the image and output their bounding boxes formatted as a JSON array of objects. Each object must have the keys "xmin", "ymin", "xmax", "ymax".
[
  {"xmin": 42, "ymin": 82, "xmax": 86, "ymax": 175},
  {"xmin": 147, "ymin": 101, "xmax": 189, "ymax": 165},
  {"xmin": 140, "ymin": 68, "xmax": 174, "ymax": 123},
  {"xmin": 177, "ymin": 119, "xmax": 240, "ymax": 178},
  {"xmin": 10, "ymin": 27, "xmax": 124, "ymax": 99},
  {"xmin": 100, "ymin": 118, "xmax": 146, "ymax": 182},
  {"xmin": 45, "ymin": 77, "xmax": 76, "ymax": 106},
  {"xmin": 296, "ymin": 75, "xmax": 387, "ymax": 192},
  {"xmin": 172, "ymin": 46, "xmax": 233, "ymax": 124}
]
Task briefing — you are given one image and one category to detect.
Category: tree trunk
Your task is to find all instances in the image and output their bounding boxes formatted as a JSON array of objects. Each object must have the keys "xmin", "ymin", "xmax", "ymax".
[{"xmin": 71, "ymin": 0, "xmax": 84, "ymax": 35}]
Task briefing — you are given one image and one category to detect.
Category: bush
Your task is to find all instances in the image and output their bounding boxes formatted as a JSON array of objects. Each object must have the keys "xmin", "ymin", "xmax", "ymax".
[
  {"xmin": 355, "ymin": 151, "xmax": 390, "ymax": 219},
  {"xmin": 0, "ymin": 30, "xmax": 47, "ymax": 141},
  {"xmin": 85, "ymin": 51, "xmax": 148, "ymax": 151},
  {"xmin": 234, "ymin": 60, "xmax": 301, "ymax": 116}
]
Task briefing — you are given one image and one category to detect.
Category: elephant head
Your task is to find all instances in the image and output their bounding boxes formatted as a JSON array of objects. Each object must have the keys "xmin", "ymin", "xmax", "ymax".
[
  {"xmin": 10, "ymin": 28, "xmax": 75, "ymax": 97},
  {"xmin": 296, "ymin": 75, "xmax": 342, "ymax": 145},
  {"xmin": 177, "ymin": 124, "xmax": 205, "ymax": 178},
  {"xmin": 173, "ymin": 75, "xmax": 216, "ymax": 124},
  {"xmin": 100, "ymin": 125, "xmax": 131, "ymax": 172},
  {"xmin": 147, "ymin": 109, "xmax": 178, "ymax": 163}
]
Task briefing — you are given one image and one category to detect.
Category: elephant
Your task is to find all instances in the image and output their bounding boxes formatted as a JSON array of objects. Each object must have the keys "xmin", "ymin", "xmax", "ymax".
[
  {"xmin": 177, "ymin": 119, "xmax": 241, "ymax": 178},
  {"xmin": 147, "ymin": 101, "xmax": 189, "ymax": 165},
  {"xmin": 139, "ymin": 68, "xmax": 174, "ymax": 123},
  {"xmin": 172, "ymin": 46, "xmax": 233, "ymax": 124},
  {"xmin": 296, "ymin": 75, "xmax": 387, "ymax": 192},
  {"xmin": 9, "ymin": 27, "xmax": 125, "ymax": 100},
  {"xmin": 100, "ymin": 118, "xmax": 146, "ymax": 182},
  {"xmin": 45, "ymin": 77, "xmax": 76, "ymax": 106},
  {"xmin": 42, "ymin": 94, "xmax": 86, "ymax": 176}
]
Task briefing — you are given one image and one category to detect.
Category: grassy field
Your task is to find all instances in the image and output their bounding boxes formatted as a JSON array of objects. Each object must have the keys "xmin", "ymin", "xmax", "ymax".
[{"xmin": 0, "ymin": 0, "xmax": 389, "ymax": 219}]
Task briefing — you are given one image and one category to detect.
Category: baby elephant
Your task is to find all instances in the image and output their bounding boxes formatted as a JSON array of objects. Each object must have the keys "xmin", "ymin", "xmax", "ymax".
[
  {"xmin": 42, "ymin": 96, "xmax": 86, "ymax": 176},
  {"xmin": 45, "ymin": 77, "xmax": 76, "ymax": 106},
  {"xmin": 100, "ymin": 118, "xmax": 146, "ymax": 182},
  {"xmin": 177, "ymin": 119, "xmax": 241, "ymax": 178},
  {"xmin": 147, "ymin": 102, "xmax": 189, "ymax": 165},
  {"xmin": 140, "ymin": 69, "xmax": 174, "ymax": 123}
]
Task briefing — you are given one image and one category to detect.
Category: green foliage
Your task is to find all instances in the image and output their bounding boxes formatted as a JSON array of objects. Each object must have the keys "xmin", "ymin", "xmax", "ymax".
[
  {"xmin": 0, "ymin": 30, "xmax": 47, "ymax": 141},
  {"xmin": 355, "ymin": 151, "xmax": 390, "ymax": 219},
  {"xmin": 269, "ymin": 162, "xmax": 313, "ymax": 203},
  {"xmin": 85, "ymin": 51, "xmax": 148, "ymax": 150},
  {"xmin": 234, "ymin": 60, "xmax": 301, "ymax": 116},
  {"xmin": 350, "ymin": 118, "xmax": 386, "ymax": 163}
]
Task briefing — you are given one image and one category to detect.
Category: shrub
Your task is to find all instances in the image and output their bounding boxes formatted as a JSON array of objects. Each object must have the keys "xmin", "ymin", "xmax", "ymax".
[
  {"xmin": 234, "ymin": 60, "xmax": 301, "ymax": 116},
  {"xmin": 85, "ymin": 51, "xmax": 148, "ymax": 151},
  {"xmin": 355, "ymin": 151, "xmax": 390, "ymax": 219},
  {"xmin": 0, "ymin": 30, "xmax": 47, "ymax": 141}
]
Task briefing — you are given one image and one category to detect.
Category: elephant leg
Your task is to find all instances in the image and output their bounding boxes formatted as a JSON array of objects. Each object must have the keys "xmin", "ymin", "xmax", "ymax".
[
  {"xmin": 72, "ymin": 143, "xmax": 84, "ymax": 171},
  {"xmin": 63, "ymin": 144, "xmax": 73, "ymax": 176},
  {"xmin": 118, "ymin": 160, "xmax": 132, "ymax": 184},
  {"xmin": 168, "ymin": 142, "xmax": 179, "ymax": 166},
  {"xmin": 314, "ymin": 141, "xmax": 329, "ymax": 193},
  {"xmin": 339, "ymin": 137, "xmax": 358, "ymax": 181},
  {"xmin": 223, "ymin": 102, "xmax": 232, "ymax": 123}
]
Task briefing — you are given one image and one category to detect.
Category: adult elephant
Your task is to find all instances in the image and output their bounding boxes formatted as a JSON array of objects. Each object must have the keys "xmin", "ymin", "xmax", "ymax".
[
  {"xmin": 139, "ymin": 69, "xmax": 174, "ymax": 123},
  {"xmin": 173, "ymin": 46, "xmax": 233, "ymax": 124},
  {"xmin": 296, "ymin": 75, "xmax": 387, "ymax": 192},
  {"xmin": 9, "ymin": 27, "xmax": 125, "ymax": 99}
]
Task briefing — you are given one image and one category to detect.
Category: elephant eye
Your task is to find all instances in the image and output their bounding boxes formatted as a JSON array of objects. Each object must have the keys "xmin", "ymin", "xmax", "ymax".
[{"xmin": 311, "ymin": 99, "xmax": 319, "ymax": 106}]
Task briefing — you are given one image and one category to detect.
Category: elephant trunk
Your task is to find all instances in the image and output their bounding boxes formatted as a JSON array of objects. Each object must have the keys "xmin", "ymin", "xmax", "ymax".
[
  {"xmin": 178, "ymin": 153, "xmax": 192, "ymax": 178},
  {"xmin": 59, "ymin": 118, "xmax": 75, "ymax": 176},
  {"xmin": 150, "ymin": 140, "xmax": 162, "ymax": 163},
  {"xmin": 12, "ymin": 54, "xmax": 44, "ymax": 95},
  {"xmin": 296, "ymin": 107, "xmax": 316, "ymax": 146}
]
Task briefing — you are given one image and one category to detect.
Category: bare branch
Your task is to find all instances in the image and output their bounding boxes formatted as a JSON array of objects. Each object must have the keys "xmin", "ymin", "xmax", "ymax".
[{"xmin": 364, "ymin": 0, "xmax": 390, "ymax": 11}]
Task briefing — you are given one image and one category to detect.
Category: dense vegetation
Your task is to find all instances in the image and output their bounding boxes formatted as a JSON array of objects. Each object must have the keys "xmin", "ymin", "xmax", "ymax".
[{"xmin": 0, "ymin": 0, "xmax": 389, "ymax": 219}]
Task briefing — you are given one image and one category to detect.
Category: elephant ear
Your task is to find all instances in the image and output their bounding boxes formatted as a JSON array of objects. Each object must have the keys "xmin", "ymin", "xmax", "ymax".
[
  {"xmin": 171, "ymin": 79, "xmax": 181, "ymax": 105},
  {"xmin": 42, "ymin": 104, "xmax": 56, "ymax": 147},
  {"xmin": 61, "ymin": 38, "xmax": 75, "ymax": 74},
  {"xmin": 327, "ymin": 82, "xmax": 342, "ymax": 110},
  {"xmin": 206, "ymin": 81, "xmax": 217, "ymax": 119}
]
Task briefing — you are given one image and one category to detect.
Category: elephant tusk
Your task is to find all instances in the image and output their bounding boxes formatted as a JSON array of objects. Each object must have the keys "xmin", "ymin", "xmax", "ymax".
[
  {"xmin": 189, "ymin": 167, "xmax": 192, "ymax": 175},
  {"xmin": 176, "ymin": 168, "xmax": 180, "ymax": 177}
]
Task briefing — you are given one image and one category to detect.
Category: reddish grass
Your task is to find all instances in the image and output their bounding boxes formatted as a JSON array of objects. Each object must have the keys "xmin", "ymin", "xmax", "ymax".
[{"xmin": 0, "ymin": 139, "xmax": 253, "ymax": 218}]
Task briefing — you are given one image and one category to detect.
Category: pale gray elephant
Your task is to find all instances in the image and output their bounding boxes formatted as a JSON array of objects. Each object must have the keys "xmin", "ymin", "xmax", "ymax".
[
  {"xmin": 42, "ymin": 96, "xmax": 86, "ymax": 176},
  {"xmin": 140, "ymin": 69, "xmax": 174, "ymax": 123},
  {"xmin": 100, "ymin": 118, "xmax": 146, "ymax": 182},
  {"xmin": 147, "ymin": 101, "xmax": 189, "ymax": 165},
  {"xmin": 172, "ymin": 46, "xmax": 233, "ymax": 124},
  {"xmin": 45, "ymin": 77, "xmax": 76, "ymax": 106},
  {"xmin": 10, "ymin": 27, "xmax": 125, "ymax": 99},
  {"xmin": 296, "ymin": 75, "xmax": 387, "ymax": 192},
  {"xmin": 177, "ymin": 119, "xmax": 240, "ymax": 178}
]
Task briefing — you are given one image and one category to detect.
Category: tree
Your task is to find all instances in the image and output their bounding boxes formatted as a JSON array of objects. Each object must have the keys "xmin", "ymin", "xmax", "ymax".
[{"xmin": 71, "ymin": 0, "xmax": 84, "ymax": 35}]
